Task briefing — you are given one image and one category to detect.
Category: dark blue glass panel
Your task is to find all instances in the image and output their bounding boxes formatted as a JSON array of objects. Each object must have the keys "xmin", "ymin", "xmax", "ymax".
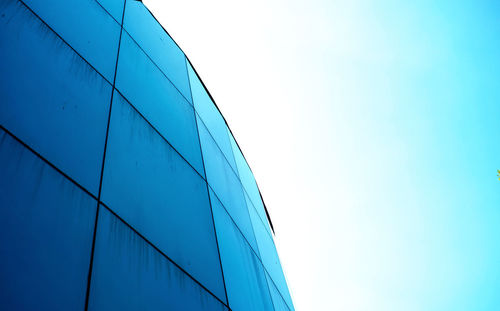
[
  {"xmin": 115, "ymin": 31, "xmax": 204, "ymax": 176},
  {"xmin": 22, "ymin": 0, "xmax": 121, "ymax": 81},
  {"xmin": 199, "ymin": 117, "xmax": 259, "ymax": 253},
  {"xmin": 248, "ymin": 203, "xmax": 294, "ymax": 310},
  {"xmin": 229, "ymin": 130, "xmax": 272, "ymax": 234},
  {"xmin": 266, "ymin": 272, "xmax": 292, "ymax": 311},
  {"xmin": 97, "ymin": 0, "xmax": 124, "ymax": 23},
  {"xmin": 211, "ymin": 194, "xmax": 274, "ymax": 311},
  {"xmin": 0, "ymin": 129, "xmax": 97, "ymax": 311},
  {"xmin": 100, "ymin": 92, "xmax": 226, "ymax": 302},
  {"xmin": 123, "ymin": 0, "xmax": 191, "ymax": 102},
  {"xmin": 0, "ymin": 0, "xmax": 112, "ymax": 196},
  {"xmin": 187, "ymin": 62, "xmax": 238, "ymax": 172},
  {"xmin": 88, "ymin": 207, "xmax": 228, "ymax": 311}
]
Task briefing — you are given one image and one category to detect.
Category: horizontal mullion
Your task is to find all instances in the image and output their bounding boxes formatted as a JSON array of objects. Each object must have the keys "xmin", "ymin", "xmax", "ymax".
[
  {"xmin": 0, "ymin": 125, "xmax": 98, "ymax": 202},
  {"xmin": 93, "ymin": 0, "xmax": 122, "ymax": 25},
  {"xmin": 120, "ymin": 27, "xmax": 193, "ymax": 106},
  {"xmin": 196, "ymin": 114, "xmax": 273, "ymax": 236},
  {"xmin": 18, "ymin": 0, "xmax": 115, "ymax": 87},
  {"xmin": 99, "ymin": 202, "xmax": 230, "ymax": 309},
  {"xmin": 207, "ymin": 182, "xmax": 291, "ymax": 310},
  {"xmin": 112, "ymin": 88, "xmax": 205, "ymax": 181}
]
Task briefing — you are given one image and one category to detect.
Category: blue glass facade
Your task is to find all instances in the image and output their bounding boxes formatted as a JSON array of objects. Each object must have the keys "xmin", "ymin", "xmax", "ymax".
[{"xmin": 0, "ymin": 0, "xmax": 294, "ymax": 310}]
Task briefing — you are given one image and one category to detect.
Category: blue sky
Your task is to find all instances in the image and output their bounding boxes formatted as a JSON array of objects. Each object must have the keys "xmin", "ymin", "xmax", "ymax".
[{"xmin": 145, "ymin": 0, "xmax": 500, "ymax": 309}]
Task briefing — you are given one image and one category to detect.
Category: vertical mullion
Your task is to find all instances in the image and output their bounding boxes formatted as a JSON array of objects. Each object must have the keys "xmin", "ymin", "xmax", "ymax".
[
  {"xmin": 186, "ymin": 57, "xmax": 230, "ymax": 307},
  {"xmin": 83, "ymin": 1, "xmax": 128, "ymax": 310}
]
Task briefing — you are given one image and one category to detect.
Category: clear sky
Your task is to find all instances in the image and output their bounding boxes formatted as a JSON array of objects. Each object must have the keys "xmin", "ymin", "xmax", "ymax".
[{"xmin": 143, "ymin": 0, "xmax": 500, "ymax": 309}]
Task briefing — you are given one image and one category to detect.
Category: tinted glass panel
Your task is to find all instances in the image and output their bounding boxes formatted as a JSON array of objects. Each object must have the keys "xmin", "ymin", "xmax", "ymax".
[
  {"xmin": 97, "ymin": 0, "xmax": 124, "ymax": 23},
  {"xmin": 100, "ymin": 92, "xmax": 225, "ymax": 302},
  {"xmin": 199, "ymin": 117, "xmax": 259, "ymax": 253},
  {"xmin": 0, "ymin": 0, "xmax": 112, "ymax": 195},
  {"xmin": 0, "ymin": 129, "xmax": 97, "ymax": 311},
  {"xmin": 211, "ymin": 194, "xmax": 274, "ymax": 311},
  {"xmin": 123, "ymin": 0, "xmax": 191, "ymax": 101},
  {"xmin": 22, "ymin": 0, "xmax": 121, "ymax": 81},
  {"xmin": 210, "ymin": 189, "xmax": 260, "ymax": 257},
  {"xmin": 115, "ymin": 31, "xmax": 204, "ymax": 176},
  {"xmin": 229, "ymin": 130, "xmax": 272, "ymax": 234},
  {"xmin": 266, "ymin": 272, "xmax": 291, "ymax": 311},
  {"xmin": 88, "ymin": 207, "xmax": 228, "ymax": 311},
  {"xmin": 188, "ymin": 61, "xmax": 238, "ymax": 172},
  {"xmin": 249, "ymin": 203, "xmax": 294, "ymax": 310}
]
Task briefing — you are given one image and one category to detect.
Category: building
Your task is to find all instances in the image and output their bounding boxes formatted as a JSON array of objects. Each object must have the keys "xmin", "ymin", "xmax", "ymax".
[{"xmin": 0, "ymin": 0, "xmax": 294, "ymax": 310}]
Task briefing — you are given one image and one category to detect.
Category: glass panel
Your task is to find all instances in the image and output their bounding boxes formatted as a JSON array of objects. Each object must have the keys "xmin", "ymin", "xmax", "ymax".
[
  {"xmin": 266, "ymin": 271, "xmax": 292, "ymax": 311},
  {"xmin": 199, "ymin": 117, "xmax": 259, "ymax": 253},
  {"xmin": 97, "ymin": 0, "xmax": 124, "ymax": 23},
  {"xmin": 88, "ymin": 207, "xmax": 228, "ymax": 311},
  {"xmin": 0, "ymin": 0, "xmax": 112, "ymax": 196},
  {"xmin": 229, "ymin": 130, "xmax": 272, "ymax": 234},
  {"xmin": 249, "ymin": 203, "xmax": 294, "ymax": 310},
  {"xmin": 210, "ymin": 188, "xmax": 260, "ymax": 257},
  {"xmin": 0, "ymin": 128, "xmax": 97, "ymax": 311},
  {"xmin": 115, "ymin": 31, "xmax": 204, "ymax": 176},
  {"xmin": 100, "ymin": 92, "xmax": 225, "ymax": 302},
  {"xmin": 187, "ymin": 61, "xmax": 238, "ymax": 172},
  {"xmin": 22, "ymin": 0, "xmax": 121, "ymax": 81},
  {"xmin": 123, "ymin": 0, "xmax": 191, "ymax": 102},
  {"xmin": 211, "ymin": 194, "xmax": 274, "ymax": 311},
  {"xmin": 242, "ymin": 193, "xmax": 264, "ymax": 255}
]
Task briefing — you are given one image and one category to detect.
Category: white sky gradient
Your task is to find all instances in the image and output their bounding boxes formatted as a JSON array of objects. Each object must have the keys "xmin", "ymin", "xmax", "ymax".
[{"xmin": 143, "ymin": 1, "xmax": 500, "ymax": 310}]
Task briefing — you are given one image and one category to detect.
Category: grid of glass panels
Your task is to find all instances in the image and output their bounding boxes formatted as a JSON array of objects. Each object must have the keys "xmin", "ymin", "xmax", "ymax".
[{"xmin": 0, "ymin": 0, "xmax": 294, "ymax": 310}]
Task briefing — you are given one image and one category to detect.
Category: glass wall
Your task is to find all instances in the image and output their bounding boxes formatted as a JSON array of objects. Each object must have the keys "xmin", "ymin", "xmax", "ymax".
[
  {"xmin": 0, "ymin": 0, "xmax": 293, "ymax": 310},
  {"xmin": 88, "ymin": 207, "xmax": 227, "ymax": 311},
  {"xmin": 0, "ymin": 128, "xmax": 96, "ymax": 311}
]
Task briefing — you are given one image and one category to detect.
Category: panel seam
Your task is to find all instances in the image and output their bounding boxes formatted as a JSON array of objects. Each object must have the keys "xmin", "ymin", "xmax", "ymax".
[
  {"xmin": 17, "ymin": 0, "xmax": 113, "ymax": 86},
  {"xmin": 83, "ymin": 0, "xmax": 128, "ymax": 310},
  {"xmin": 100, "ymin": 203, "xmax": 231, "ymax": 308},
  {"xmin": 0, "ymin": 125, "xmax": 233, "ymax": 309},
  {"xmin": 208, "ymin": 182, "xmax": 291, "ymax": 309},
  {"xmin": 187, "ymin": 57, "xmax": 231, "ymax": 307}
]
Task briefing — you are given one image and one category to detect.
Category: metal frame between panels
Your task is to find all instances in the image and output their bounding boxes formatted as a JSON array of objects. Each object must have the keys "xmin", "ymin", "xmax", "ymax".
[
  {"xmin": 81, "ymin": 0, "xmax": 231, "ymax": 309},
  {"xmin": 3, "ymin": 0, "xmax": 292, "ymax": 309},
  {"xmin": 184, "ymin": 57, "xmax": 276, "ymax": 234},
  {"xmin": 112, "ymin": 4, "xmax": 287, "ymax": 307},
  {"xmin": 94, "ymin": 0, "xmax": 121, "ymax": 25},
  {"xmin": 0, "ymin": 125, "xmax": 98, "ymax": 202},
  {"xmin": 194, "ymin": 111, "xmax": 275, "ymax": 238},
  {"xmin": 13, "ymin": 0, "xmax": 113, "ymax": 86},
  {"xmin": 136, "ymin": 0, "xmax": 276, "ymax": 235},
  {"xmin": 206, "ymin": 181, "xmax": 292, "ymax": 311},
  {"xmin": 83, "ymin": 0, "xmax": 128, "ymax": 307},
  {"xmin": 187, "ymin": 58, "xmax": 230, "ymax": 306},
  {"xmin": 0, "ymin": 125, "xmax": 231, "ymax": 309},
  {"xmin": 120, "ymin": 26, "xmax": 193, "ymax": 107}
]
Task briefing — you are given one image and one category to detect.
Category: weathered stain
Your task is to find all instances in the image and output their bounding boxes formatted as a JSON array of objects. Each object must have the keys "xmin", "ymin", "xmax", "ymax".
[{"xmin": 1, "ymin": 0, "xmax": 108, "ymax": 91}]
